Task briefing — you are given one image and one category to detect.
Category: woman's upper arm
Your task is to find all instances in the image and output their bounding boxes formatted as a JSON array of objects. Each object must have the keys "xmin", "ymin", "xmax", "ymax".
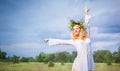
[{"xmin": 85, "ymin": 14, "xmax": 91, "ymax": 24}]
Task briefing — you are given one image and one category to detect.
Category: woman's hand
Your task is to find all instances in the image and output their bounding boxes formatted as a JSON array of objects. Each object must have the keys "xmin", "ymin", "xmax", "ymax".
[
  {"xmin": 84, "ymin": 6, "xmax": 89, "ymax": 15},
  {"xmin": 44, "ymin": 38, "xmax": 49, "ymax": 43}
]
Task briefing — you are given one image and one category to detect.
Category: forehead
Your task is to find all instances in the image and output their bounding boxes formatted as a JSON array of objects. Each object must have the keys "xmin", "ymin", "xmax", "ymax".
[{"xmin": 73, "ymin": 25, "xmax": 80, "ymax": 29}]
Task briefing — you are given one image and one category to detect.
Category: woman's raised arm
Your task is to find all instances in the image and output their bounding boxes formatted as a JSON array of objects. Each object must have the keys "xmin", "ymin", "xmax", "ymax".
[
  {"xmin": 84, "ymin": 6, "xmax": 91, "ymax": 37},
  {"xmin": 84, "ymin": 6, "xmax": 91, "ymax": 24}
]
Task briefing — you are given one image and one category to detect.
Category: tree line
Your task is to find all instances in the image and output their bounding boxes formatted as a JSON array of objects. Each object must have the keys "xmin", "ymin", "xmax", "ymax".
[{"xmin": 0, "ymin": 47, "xmax": 120, "ymax": 65}]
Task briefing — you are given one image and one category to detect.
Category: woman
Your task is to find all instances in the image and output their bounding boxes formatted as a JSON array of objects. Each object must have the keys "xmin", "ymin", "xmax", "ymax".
[
  {"xmin": 44, "ymin": 25, "xmax": 88, "ymax": 71},
  {"xmin": 44, "ymin": 7, "xmax": 94, "ymax": 71}
]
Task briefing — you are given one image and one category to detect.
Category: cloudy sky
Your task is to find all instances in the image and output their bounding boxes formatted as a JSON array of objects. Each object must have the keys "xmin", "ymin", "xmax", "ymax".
[{"xmin": 0, "ymin": 0, "xmax": 120, "ymax": 57}]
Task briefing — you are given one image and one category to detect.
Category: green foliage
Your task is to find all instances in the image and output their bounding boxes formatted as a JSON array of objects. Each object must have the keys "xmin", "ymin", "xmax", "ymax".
[
  {"xmin": 106, "ymin": 60, "xmax": 112, "ymax": 65},
  {"xmin": 36, "ymin": 52, "xmax": 56, "ymax": 63},
  {"xmin": 48, "ymin": 61, "xmax": 55, "ymax": 67},
  {"xmin": 61, "ymin": 61, "xmax": 65, "ymax": 65},
  {"xmin": 68, "ymin": 19, "xmax": 84, "ymax": 30},
  {"xmin": 0, "ymin": 48, "xmax": 7, "ymax": 59},
  {"xmin": 104, "ymin": 51, "xmax": 112, "ymax": 65},
  {"xmin": 44, "ymin": 55, "xmax": 51, "ymax": 64},
  {"xmin": 11, "ymin": 55, "xmax": 20, "ymax": 63},
  {"xmin": 36, "ymin": 51, "xmax": 73, "ymax": 63},
  {"xmin": 93, "ymin": 50, "xmax": 112, "ymax": 63},
  {"xmin": 112, "ymin": 47, "xmax": 120, "ymax": 63},
  {"xmin": 71, "ymin": 51, "xmax": 77, "ymax": 61},
  {"xmin": 36, "ymin": 52, "xmax": 46, "ymax": 62},
  {"xmin": 28, "ymin": 57, "xmax": 35, "ymax": 62},
  {"xmin": 20, "ymin": 57, "xmax": 29, "ymax": 62},
  {"xmin": 1, "ymin": 46, "xmax": 120, "ymax": 64},
  {"xmin": 55, "ymin": 52, "xmax": 71, "ymax": 62},
  {"xmin": 93, "ymin": 47, "xmax": 120, "ymax": 64}
]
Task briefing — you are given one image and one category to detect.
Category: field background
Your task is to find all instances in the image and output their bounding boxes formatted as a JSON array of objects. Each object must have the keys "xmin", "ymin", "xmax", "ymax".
[{"xmin": 0, "ymin": 62, "xmax": 120, "ymax": 71}]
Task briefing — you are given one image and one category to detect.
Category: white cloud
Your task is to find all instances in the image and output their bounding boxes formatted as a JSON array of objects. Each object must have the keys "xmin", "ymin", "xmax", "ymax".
[
  {"xmin": 91, "ymin": 32, "xmax": 120, "ymax": 40},
  {"xmin": 92, "ymin": 40, "xmax": 119, "ymax": 52},
  {"xmin": 93, "ymin": 41, "xmax": 119, "ymax": 48}
]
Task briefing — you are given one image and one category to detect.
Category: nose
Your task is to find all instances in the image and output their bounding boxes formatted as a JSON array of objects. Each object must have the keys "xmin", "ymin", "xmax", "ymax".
[{"xmin": 75, "ymin": 30, "xmax": 78, "ymax": 33}]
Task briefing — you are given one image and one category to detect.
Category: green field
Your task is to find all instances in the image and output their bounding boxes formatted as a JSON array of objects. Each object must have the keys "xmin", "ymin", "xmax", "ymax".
[{"xmin": 0, "ymin": 62, "xmax": 120, "ymax": 71}]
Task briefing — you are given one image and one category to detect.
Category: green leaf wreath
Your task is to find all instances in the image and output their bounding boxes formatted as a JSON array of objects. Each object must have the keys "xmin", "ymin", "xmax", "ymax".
[{"xmin": 68, "ymin": 19, "xmax": 86, "ymax": 30}]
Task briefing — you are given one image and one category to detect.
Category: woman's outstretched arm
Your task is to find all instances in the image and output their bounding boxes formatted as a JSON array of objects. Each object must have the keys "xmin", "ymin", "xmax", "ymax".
[{"xmin": 44, "ymin": 38, "xmax": 73, "ymax": 46}]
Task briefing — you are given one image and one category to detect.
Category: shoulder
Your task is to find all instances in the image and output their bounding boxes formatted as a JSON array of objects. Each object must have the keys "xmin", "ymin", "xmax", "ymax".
[{"xmin": 85, "ymin": 38, "xmax": 91, "ymax": 43}]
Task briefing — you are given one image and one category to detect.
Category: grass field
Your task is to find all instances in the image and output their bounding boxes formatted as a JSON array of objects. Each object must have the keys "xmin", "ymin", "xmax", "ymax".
[{"xmin": 0, "ymin": 62, "xmax": 120, "ymax": 71}]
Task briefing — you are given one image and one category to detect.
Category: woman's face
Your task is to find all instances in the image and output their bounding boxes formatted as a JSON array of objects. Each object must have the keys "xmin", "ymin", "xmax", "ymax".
[{"xmin": 73, "ymin": 25, "xmax": 81, "ymax": 36}]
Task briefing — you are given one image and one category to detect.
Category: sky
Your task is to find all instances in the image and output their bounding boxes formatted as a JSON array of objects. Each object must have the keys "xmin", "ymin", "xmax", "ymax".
[{"xmin": 0, "ymin": 0, "xmax": 120, "ymax": 57}]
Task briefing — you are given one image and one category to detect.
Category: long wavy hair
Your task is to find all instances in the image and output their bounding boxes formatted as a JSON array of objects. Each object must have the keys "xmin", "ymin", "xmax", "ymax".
[{"xmin": 71, "ymin": 25, "xmax": 87, "ymax": 40}]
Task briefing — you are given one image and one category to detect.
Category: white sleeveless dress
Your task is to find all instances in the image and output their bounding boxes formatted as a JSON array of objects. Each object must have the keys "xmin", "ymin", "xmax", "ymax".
[{"xmin": 47, "ymin": 38, "xmax": 94, "ymax": 71}]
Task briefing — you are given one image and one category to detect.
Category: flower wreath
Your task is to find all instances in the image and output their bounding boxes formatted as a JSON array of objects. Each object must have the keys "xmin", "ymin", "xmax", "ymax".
[{"xmin": 68, "ymin": 19, "xmax": 86, "ymax": 31}]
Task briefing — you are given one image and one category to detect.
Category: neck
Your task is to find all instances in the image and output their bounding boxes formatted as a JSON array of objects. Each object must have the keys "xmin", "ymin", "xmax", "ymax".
[{"xmin": 77, "ymin": 36, "xmax": 87, "ymax": 41}]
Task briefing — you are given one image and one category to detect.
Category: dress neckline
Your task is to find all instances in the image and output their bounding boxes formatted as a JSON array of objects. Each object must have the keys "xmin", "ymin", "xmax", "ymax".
[
  {"xmin": 74, "ymin": 38, "xmax": 90, "ymax": 42},
  {"xmin": 74, "ymin": 39, "xmax": 84, "ymax": 42}
]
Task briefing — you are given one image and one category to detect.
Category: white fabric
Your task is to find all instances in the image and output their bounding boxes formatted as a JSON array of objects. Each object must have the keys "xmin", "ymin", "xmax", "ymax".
[
  {"xmin": 47, "ymin": 38, "xmax": 94, "ymax": 71},
  {"xmin": 85, "ymin": 14, "xmax": 91, "ymax": 25},
  {"xmin": 85, "ymin": 14, "xmax": 95, "ymax": 70},
  {"xmin": 85, "ymin": 38, "xmax": 95, "ymax": 70},
  {"xmin": 85, "ymin": 14, "xmax": 91, "ymax": 36}
]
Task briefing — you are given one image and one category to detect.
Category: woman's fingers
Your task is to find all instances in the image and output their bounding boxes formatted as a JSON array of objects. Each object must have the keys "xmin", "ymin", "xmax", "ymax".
[
  {"xmin": 44, "ymin": 38, "xmax": 49, "ymax": 43},
  {"xmin": 84, "ymin": 6, "xmax": 89, "ymax": 14}
]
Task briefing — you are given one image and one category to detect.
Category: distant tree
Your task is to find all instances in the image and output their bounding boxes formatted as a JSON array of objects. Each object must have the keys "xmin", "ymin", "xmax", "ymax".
[
  {"xmin": 118, "ymin": 47, "xmax": 120, "ymax": 53},
  {"xmin": 55, "ymin": 51, "xmax": 71, "ymax": 62},
  {"xmin": 20, "ymin": 57, "xmax": 29, "ymax": 62},
  {"xmin": 48, "ymin": 61, "xmax": 55, "ymax": 67},
  {"xmin": 117, "ymin": 47, "xmax": 120, "ymax": 62},
  {"xmin": 11, "ymin": 55, "xmax": 20, "ymax": 63},
  {"xmin": 44, "ymin": 54, "xmax": 50, "ymax": 63},
  {"xmin": 94, "ymin": 50, "xmax": 105, "ymax": 62},
  {"xmin": 71, "ymin": 51, "xmax": 77, "ymax": 62},
  {"xmin": 36, "ymin": 52, "xmax": 46, "ymax": 62},
  {"xmin": 28, "ymin": 57, "xmax": 35, "ymax": 62},
  {"xmin": 0, "ymin": 49, "xmax": 7, "ymax": 59},
  {"xmin": 113, "ymin": 47, "xmax": 120, "ymax": 63},
  {"xmin": 7, "ymin": 56, "xmax": 11, "ymax": 62},
  {"xmin": 61, "ymin": 61, "xmax": 65, "ymax": 65},
  {"xmin": 36, "ymin": 51, "xmax": 77, "ymax": 63},
  {"xmin": 48, "ymin": 53, "xmax": 56, "ymax": 61},
  {"xmin": 36, "ymin": 52, "xmax": 54, "ymax": 63},
  {"xmin": 104, "ymin": 50, "xmax": 112, "ymax": 65},
  {"xmin": 93, "ymin": 50, "xmax": 112, "ymax": 64}
]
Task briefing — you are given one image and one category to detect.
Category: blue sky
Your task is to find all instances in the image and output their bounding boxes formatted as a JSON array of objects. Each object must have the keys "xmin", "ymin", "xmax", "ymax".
[{"xmin": 0, "ymin": 0, "xmax": 120, "ymax": 57}]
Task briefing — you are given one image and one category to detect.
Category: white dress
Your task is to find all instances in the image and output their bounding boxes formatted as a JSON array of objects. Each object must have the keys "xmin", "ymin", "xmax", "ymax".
[
  {"xmin": 85, "ymin": 38, "xmax": 94, "ymax": 70},
  {"xmin": 47, "ymin": 38, "xmax": 92, "ymax": 71},
  {"xmin": 46, "ymin": 14, "xmax": 94, "ymax": 71}
]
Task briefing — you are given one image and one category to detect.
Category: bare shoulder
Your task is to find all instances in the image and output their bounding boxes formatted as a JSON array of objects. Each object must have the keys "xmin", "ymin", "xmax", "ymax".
[{"xmin": 85, "ymin": 38, "xmax": 91, "ymax": 43}]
